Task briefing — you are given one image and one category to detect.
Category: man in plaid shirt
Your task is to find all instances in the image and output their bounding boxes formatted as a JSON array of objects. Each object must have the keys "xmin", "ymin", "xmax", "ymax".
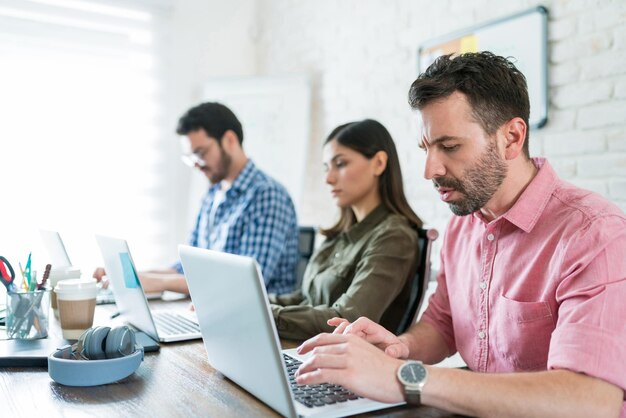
[{"xmin": 95, "ymin": 102, "xmax": 299, "ymax": 295}]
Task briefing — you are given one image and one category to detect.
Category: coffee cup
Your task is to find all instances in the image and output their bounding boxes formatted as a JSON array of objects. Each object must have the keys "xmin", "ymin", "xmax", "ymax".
[
  {"xmin": 54, "ymin": 278, "xmax": 99, "ymax": 340},
  {"xmin": 48, "ymin": 266, "xmax": 81, "ymax": 319}
]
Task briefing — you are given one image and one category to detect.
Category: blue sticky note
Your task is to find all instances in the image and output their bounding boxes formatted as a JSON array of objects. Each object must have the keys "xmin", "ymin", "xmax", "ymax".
[{"xmin": 119, "ymin": 253, "xmax": 140, "ymax": 289}]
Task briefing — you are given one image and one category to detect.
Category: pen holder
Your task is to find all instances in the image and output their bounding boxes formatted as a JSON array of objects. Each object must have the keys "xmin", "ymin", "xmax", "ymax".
[{"xmin": 6, "ymin": 289, "xmax": 51, "ymax": 339}]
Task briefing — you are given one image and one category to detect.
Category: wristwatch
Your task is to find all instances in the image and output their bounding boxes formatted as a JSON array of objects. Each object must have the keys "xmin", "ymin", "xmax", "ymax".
[{"xmin": 396, "ymin": 360, "xmax": 428, "ymax": 405}]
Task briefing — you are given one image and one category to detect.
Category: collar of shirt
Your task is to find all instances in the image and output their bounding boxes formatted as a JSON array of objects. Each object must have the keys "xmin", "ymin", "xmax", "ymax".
[
  {"xmin": 472, "ymin": 157, "xmax": 558, "ymax": 233},
  {"xmin": 344, "ymin": 204, "xmax": 392, "ymax": 243},
  {"xmin": 208, "ymin": 159, "xmax": 258, "ymax": 200}
]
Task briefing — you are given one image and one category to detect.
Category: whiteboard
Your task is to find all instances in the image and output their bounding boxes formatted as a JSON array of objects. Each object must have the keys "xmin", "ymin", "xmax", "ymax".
[
  {"xmin": 418, "ymin": 6, "xmax": 548, "ymax": 129},
  {"xmin": 187, "ymin": 75, "xmax": 311, "ymax": 221}
]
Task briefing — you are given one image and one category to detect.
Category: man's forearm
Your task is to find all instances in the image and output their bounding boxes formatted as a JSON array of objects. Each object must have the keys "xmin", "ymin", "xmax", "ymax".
[
  {"xmin": 145, "ymin": 268, "xmax": 179, "ymax": 275},
  {"xmin": 423, "ymin": 367, "xmax": 623, "ymax": 418},
  {"xmin": 400, "ymin": 322, "xmax": 624, "ymax": 417},
  {"xmin": 399, "ymin": 321, "xmax": 450, "ymax": 364},
  {"xmin": 139, "ymin": 271, "xmax": 189, "ymax": 294}
]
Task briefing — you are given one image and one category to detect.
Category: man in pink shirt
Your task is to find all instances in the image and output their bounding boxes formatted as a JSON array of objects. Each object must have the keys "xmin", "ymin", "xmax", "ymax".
[{"xmin": 294, "ymin": 52, "xmax": 626, "ymax": 417}]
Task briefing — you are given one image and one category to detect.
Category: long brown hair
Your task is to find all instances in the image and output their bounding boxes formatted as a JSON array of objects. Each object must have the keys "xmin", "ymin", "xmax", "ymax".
[{"xmin": 320, "ymin": 119, "xmax": 423, "ymax": 239}]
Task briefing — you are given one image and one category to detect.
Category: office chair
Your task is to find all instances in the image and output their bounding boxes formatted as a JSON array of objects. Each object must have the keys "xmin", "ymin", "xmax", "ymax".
[
  {"xmin": 296, "ymin": 226, "xmax": 316, "ymax": 287},
  {"xmin": 395, "ymin": 227, "xmax": 439, "ymax": 335}
]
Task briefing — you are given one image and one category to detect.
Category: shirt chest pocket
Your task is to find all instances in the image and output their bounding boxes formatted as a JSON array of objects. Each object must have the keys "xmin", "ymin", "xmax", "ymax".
[
  {"xmin": 495, "ymin": 295, "xmax": 555, "ymax": 371},
  {"xmin": 309, "ymin": 263, "xmax": 352, "ymax": 301}
]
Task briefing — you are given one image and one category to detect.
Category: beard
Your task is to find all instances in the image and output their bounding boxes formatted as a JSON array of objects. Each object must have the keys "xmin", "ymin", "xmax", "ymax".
[
  {"xmin": 433, "ymin": 141, "xmax": 507, "ymax": 216},
  {"xmin": 204, "ymin": 148, "xmax": 232, "ymax": 184}
]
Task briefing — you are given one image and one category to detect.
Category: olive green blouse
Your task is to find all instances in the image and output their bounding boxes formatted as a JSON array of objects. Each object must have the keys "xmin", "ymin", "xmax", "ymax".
[{"xmin": 269, "ymin": 205, "xmax": 419, "ymax": 340}]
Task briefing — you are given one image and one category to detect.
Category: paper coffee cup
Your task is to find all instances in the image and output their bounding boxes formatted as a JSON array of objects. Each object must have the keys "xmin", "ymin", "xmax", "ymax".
[
  {"xmin": 48, "ymin": 267, "xmax": 81, "ymax": 319},
  {"xmin": 54, "ymin": 278, "xmax": 98, "ymax": 340}
]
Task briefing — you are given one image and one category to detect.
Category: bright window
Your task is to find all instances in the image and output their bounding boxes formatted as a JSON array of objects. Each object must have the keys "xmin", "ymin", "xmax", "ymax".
[{"xmin": 0, "ymin": 0, "xmax": 172, "ymax": 278}]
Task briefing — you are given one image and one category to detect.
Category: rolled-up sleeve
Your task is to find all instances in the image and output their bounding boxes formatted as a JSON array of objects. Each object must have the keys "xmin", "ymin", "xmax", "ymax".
[
  {"xmin": 270, "ymin": 289, "xmax": 304, "ymax": 306},
  {"xmin": 548, "ymin": 215, "xmax": 626, "ymax": 398}
]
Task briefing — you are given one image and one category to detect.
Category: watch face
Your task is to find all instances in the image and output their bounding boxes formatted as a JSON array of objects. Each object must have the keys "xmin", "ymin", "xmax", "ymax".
[{"xmin": 400, "ymin": 362, "xmax": 427, "ymax": 384}]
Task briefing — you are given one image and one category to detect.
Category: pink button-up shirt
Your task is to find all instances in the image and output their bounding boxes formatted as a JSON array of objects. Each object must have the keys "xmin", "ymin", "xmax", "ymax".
[{"xmin": 422, "ymin": 158, "xmax": 626, "ymax": 414}]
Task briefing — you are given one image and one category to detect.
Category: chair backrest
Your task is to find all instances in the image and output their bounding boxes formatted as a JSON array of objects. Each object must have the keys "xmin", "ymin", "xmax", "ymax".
[
  {"xmin": 296, "ymin": 226, "xmax": 316, "ymax": 287},
  {"xmin": 395, "ymin": 227, "xmax": 439, "ymax": 335}
]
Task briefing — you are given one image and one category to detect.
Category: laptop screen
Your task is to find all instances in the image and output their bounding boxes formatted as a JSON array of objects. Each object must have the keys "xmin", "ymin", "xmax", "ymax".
[
  {"xmin": 95, "ymin": 234, "xmax": 159, "ymax": 341},
  {"xmin": 179, "ymin": 245, "xmax": 297, "ymax": 418},
  {"xmin": 39, "ymin": 230, "xmax": 72, "ymax": 267}
]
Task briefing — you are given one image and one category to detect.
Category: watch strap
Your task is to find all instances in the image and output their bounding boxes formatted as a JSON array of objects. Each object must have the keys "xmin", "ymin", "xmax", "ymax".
[{"xmin": 405, "ymin": 388, "xmax": 421, "ymax": 405}]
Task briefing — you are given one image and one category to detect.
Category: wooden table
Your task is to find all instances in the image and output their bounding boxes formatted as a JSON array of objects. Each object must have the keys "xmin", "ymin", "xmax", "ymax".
[{"xmin": 0, "ymin": 299, "xmax": 462, "ymax": 417}]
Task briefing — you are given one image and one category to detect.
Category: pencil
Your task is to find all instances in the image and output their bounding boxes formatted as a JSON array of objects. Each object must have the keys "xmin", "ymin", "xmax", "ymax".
[{"xmin": 18, "ymin": 262, "xmax": 27, "ymax": 291}]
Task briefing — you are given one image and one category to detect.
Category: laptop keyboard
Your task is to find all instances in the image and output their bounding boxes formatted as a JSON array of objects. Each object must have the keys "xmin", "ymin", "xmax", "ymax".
[
  {"xmin": 153, "ymin": 311, "xmax": 200, "ymax": 335},
  {"xmin": 96, "ymin": 288, "xmax": 116, "ymax": 305},
  {"xmin": 283, "ymin": 353, "xmax": 361, "ymax": 408}
]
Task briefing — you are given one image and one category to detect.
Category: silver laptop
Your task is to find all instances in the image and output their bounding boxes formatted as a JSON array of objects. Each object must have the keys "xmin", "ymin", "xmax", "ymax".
[
  {"xmin": 96, "ymin": 235, "xmax": 201, "ymax": 342},
  {"xmin": 178, "ymin": 245, "xmax": 403, "ymax": 418},
  {"xmin": 39, "ymin": 229, "xmax": 160, "ymax": 305},
  {"xmin": 39, "ymin": 229, "xmax": 112, "ymax": 304},
  {"xmin": 39, "ymin": 229, "xmax": 73, "ymax": 267}
]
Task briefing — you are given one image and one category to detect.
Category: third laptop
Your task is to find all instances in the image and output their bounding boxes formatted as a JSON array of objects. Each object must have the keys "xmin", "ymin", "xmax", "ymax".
[{"xmin": 96, "ymin": 235, "xmax": 201, "ymax": 342}]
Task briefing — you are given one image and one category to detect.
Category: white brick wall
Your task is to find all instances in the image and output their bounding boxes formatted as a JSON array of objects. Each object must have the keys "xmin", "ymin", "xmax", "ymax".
[
  {"xmin": 616, "ymin": 80, "xmax": 626, "ymax": 98},
  {"xmin": 543, "ymin": 131, "xmax": 606, "ymax": 156},
  {"xmin": 255, "ymin": 0, "xmax": 626, "ymax": 268},
  {"xmin": 552, "ymin": 81, "xmax": 613, "ymax": 108},
  {"xmin": 577, "ymin": 101, "xmax": 626, "ymax": 129},
  {"xmin": 551, "ymin": 32, "xmax": 612, "ymax": 63}
]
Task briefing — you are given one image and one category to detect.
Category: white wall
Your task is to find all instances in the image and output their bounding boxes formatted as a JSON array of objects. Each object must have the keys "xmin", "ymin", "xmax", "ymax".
[
  {"xmin": 160, "ymin": 0, "xmax": 258, "ymax": 263},
  {"xmin": 253, "ymin": 0, "xmax": 626, "ymax": 268}
]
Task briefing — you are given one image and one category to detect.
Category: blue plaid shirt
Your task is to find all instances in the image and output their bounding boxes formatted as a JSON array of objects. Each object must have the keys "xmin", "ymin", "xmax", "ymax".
[{"xmin": 174, "ymin": 160, "xmax": 298, "ymax": 294}]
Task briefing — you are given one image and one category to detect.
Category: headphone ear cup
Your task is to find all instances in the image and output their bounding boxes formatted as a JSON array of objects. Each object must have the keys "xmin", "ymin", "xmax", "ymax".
[
  {"xmin": 74, "ymin": 327, "xmax": 96, "ymax": 359},
  {"xmin": 119, "ymin": 327, "xmax": 136, "ymax": 356},
  {"xmin": 83, "ymin": 326, "xmax": 111, "ymax": 360},
  {"xmin": 105, "ymin": 326, "xmax": 136, "ymax": 359}
]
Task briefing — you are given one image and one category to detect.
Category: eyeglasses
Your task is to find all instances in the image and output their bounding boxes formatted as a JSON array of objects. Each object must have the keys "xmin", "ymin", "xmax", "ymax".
[{"xmin": 181, "ymin": 149, "xmax": 207, "ymax": 168}]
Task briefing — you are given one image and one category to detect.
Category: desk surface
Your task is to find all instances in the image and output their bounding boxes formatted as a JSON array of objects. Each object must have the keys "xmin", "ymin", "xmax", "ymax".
[{"xmin": 0, "ymin": 299, "xmax": 461, "ymax": 418}]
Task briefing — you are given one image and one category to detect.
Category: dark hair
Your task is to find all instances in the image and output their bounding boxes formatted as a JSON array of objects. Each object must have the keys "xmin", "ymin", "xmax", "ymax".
[
  {"xmin": 409, "ymin": 52, "xmax": 530, "ymax": 158},
  {"xmin": 320, "ymin": 119, "xmax": 423, "ymax": 238},
  {"xmin": 176, "ymin": 102, "xmax": 244, "ymax": 145}
]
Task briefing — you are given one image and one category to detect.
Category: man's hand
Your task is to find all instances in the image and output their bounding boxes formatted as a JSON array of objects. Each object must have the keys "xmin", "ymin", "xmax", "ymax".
[
  {"xmin": 295, "ymin": 333, "xmax": 405, "ymax": 404},
  {"xmin": 325, "ymin": 316, "xmax": 410, "ymax": 359},
  {"xmin": 92, "ymin": 267, "xmax": 109, "ymax": 289}
]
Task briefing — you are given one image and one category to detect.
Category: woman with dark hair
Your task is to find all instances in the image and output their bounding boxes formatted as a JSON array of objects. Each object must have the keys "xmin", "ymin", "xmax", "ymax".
[{"xmin": 270, "ymin": 119, "xmax": 422, "ymax": 340}]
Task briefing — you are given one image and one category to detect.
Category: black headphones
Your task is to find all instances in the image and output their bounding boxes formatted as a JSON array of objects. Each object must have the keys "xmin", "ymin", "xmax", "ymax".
[{"xmin": 49, "ymin": 326, "xmax": 144, "ymax": 386}]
